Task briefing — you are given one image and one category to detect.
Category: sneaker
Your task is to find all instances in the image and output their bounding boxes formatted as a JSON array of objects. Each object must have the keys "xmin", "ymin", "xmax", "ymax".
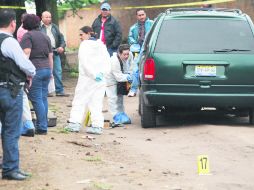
[
  {"xmin": 64, "ymin": 122, "xmax": 81, "ymax": 132},
  {"xmin": 86, "ymin": 127, "xmax": 103, "ymax": 135},
  {"xmin": 127, "ymin": 91, "xmax": 136, "ymax": 97}
]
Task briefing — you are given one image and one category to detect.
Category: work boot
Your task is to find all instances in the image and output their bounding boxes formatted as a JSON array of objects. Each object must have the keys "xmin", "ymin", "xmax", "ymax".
[
  {"xmin": 65, "ymin": 122, "xmax": 81, "ymax": 132},
  {"xmin": 86, "ymin": 126, "xmax": 103, "ymax": 135}
]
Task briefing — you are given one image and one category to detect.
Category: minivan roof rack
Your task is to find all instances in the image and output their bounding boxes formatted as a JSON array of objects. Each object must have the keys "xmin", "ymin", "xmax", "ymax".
[{"xmin": 166, "ymin": 8, "xmax": 242, "ymax": 14}]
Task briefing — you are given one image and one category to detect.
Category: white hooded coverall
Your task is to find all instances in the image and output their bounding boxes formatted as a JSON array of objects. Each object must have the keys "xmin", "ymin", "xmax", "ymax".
[
  {"xmin": 68, "ymin": 39, "xmax": 111, "ymax": 128},
  {"xmin": 106, "ymin": 52, "xmax": 134, "ymax": 116}
]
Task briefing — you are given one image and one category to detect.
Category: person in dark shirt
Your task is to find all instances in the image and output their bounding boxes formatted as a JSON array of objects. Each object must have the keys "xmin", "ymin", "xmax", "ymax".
[
  {"xmin": 20, "ymin": 14, "xmax": 53, "ymax": 135},
  {"xmin": 40, "ymin": 11, "xmax": 68, "ymax": 96},
  {"xmin": 92, "ymin": 2, "xmax": 122, "ymax": 56}
]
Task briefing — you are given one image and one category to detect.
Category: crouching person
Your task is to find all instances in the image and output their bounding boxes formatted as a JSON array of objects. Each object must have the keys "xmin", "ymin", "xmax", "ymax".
[
  {"xmin": 65, "ymin": 26, "xmax": 111, "ymax": 135},
  {"xmin": 106, "ymin": 44, "xmax": 134, "ymax": 124}
]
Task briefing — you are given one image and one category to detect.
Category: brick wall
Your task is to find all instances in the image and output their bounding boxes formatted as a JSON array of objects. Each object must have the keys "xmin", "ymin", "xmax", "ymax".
[{"xmin": 59, "ymin": 0, "xmax": 254, "ymax": 48}]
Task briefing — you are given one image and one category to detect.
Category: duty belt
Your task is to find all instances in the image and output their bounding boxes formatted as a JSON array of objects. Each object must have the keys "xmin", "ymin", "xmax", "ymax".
[
  {"xmin": 0, "ymin": 81, "xmax": 25, "ymax": 86},
  {"xmin": 0, "ymin": 81, "xmax": 25, "ymax": 98},
  {"xmin": 0, "ymin": 81, "xmax": 25, "ymax": 85}
]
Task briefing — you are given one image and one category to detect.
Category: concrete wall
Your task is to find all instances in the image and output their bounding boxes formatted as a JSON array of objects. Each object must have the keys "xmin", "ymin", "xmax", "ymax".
[{"xmin": 59, "ymin": 0, "xmax": 254, "ymax": 48}]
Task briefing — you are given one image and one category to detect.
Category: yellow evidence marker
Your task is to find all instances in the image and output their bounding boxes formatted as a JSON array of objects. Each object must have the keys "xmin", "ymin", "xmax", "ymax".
[{"xmin": 197, "ymin": 155, "xmax": 210, "ymax": 175}]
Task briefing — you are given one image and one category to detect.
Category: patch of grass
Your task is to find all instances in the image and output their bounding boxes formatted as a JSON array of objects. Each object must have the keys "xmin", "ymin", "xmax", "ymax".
[
  {"xmin": 69, "ymin": 66, "xmax": 79, "ymax": 78},
  {"xmin": 57, "ymin": 128, "xmax": 71, "ymax": 134},
  {"xmin": 48, "ymin": 105, "xmax": 58, "ymax": 112},
  {"xmin": 65, "ymin": 47, "xmax": 79, "ymax": 52},
  {"xmin": 93, "ymin": 182, "xmax": 113, "ymax": 190},
  {"xmin": 70, "ymin": 71, "xmax": 79, "ymax": 78},
  {"xmin": 84, "ymin": 156, "xmax": 102, "ymax": 162},
  {"xmin": 69, "ymin": 66, "xmax": 79, "ymax": 73}
]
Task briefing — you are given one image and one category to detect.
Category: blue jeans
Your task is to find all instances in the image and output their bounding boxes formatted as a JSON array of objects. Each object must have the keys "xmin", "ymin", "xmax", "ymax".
[
  {"xmin": 0, "ymin": 87, "xmax": 23, "ymax": 175},
  {"xmin": 28, "ymin": 68, "xmax": 51, "ymax": 131},
  {"xmin": 53, "ymin": 54, "xmax": 64, "ymax": 94},
  {"xmin": 130, "ymin": 59, "xmax": 139, "ymax": 93}
]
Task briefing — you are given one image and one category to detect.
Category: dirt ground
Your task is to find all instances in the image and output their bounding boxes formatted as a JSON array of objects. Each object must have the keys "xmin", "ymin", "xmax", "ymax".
[{"xmin": 1, "ymin": 75, "xmax": 254, "ymax": 190}]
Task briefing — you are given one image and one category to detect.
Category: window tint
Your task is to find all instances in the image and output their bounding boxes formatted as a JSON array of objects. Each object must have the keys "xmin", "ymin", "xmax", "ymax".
[{"xmin": 155, "ymin": 19, "xmax": 254, "ymax": 53}]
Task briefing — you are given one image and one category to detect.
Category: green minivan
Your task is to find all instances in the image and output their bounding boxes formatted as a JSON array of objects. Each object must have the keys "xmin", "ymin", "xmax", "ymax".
[{"xmin": 139, "ymin": 8, "xmax": 254, "ymax": 128}]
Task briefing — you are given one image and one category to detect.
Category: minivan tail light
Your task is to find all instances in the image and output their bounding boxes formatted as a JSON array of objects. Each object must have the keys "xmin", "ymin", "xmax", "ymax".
[{"xmin": 144, "ymin": 58, "xmax": 155, "ymax": 80}]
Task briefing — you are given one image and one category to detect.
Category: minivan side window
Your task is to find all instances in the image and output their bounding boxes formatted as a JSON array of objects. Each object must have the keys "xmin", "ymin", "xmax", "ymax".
[
  {"xmin": 155, "ymin": 19, "xmax": 254, "ymax": 53},
  {"xmin": 143, "ymin": 15, "xmax": 162, "ymax": 52}
]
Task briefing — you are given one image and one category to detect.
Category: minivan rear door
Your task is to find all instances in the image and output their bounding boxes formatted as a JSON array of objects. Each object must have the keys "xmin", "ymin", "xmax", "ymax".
[{"xmin": 152, "ymin": 17, "xmax": 254, "ymax": 93}]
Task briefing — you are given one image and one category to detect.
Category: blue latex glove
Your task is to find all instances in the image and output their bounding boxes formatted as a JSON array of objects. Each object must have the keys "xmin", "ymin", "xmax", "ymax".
[
  {"xmin": 95, "ymin": 72, "xmax": 103, "ymax": 82},
  {"xmin": 126, "ymin": 74, "xmax": 132, "ymax": 82}
]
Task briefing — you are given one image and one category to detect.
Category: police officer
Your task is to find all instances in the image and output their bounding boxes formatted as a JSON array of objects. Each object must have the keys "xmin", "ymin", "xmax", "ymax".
[{"xmin": 0, "ymin": 9, "xmax": 35, "ymax": 180}]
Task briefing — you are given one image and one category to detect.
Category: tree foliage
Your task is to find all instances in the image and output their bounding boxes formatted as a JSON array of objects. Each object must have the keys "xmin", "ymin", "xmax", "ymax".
[
  {"xmin": 58, "ymin": 0, "xmax": 100, "ymax": 19},
  {"xmin": 34, "ymin": 0, "xmax": 58, "ymax": 23},
  {"xmin": 0, "ymin": 0, "xmax": 26, "ymax": 36},
  {"xmin": 0, "ymin": 0, "xmax": 102, "ymax": 26}
]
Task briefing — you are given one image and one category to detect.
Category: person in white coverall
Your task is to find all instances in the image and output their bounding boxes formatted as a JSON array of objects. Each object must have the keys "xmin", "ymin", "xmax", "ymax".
[
  {"xmin": 106, "ymin": 44, "xmax": 134, "ymax": 124},
  {"xmin": 65, "ymin": 26, "xmax": 111, "ymax": 135}
]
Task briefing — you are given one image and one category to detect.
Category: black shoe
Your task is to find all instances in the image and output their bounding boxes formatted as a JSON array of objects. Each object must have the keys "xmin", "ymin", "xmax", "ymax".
[
  {"xmin": 2, "ymin": 171, "xmax": 27, "ymax": 181},
  {"xmin": 47, "ymin": 93, "xmax": 55, "ymax": 97},
  {"xmin": 35, "ymin": 129, "xmax": 47, "ymax": 135},
  {"xmin": 56, "ymin": 93, "xmax": 69, "ymax": 97},
  {"xmin": 21, "ymin": 129, "xmax": 35, "ymax": 137}
]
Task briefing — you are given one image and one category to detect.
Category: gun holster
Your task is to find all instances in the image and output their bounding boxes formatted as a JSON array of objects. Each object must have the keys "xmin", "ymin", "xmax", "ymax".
[{"xmin": 8, "ymin": 74, "xmax": 23, "ymax": 98}]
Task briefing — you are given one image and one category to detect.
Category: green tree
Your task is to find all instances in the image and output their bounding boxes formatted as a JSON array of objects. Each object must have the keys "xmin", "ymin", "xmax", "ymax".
[
  {"xmin": 0, "ymin": 0, "xmax": 26, "ymax": 36},
  {"xmin": 58, "ymin": 0, "xmax": 100, "ymax": 19},
  {"xmin": 0, "ymin": 0, "xmax": 101, "ymax": 29},
  {"xmin": 34, "ymin": 0, "xmax": 58, "ymax": 24},
  {"xmin": 34, "ymin": 0, "xmax": 100, "ymax": 23}
]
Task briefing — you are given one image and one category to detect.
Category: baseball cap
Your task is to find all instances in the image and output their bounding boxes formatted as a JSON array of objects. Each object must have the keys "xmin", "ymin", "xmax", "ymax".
[{"xmin": 100, "ymin": 3, "xmax": 111, "ymax": 11}]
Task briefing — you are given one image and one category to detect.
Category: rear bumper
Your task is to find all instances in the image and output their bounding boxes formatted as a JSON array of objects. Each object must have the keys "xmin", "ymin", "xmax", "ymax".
[{"xmin": 143, "ymin": 91, "xmax": 254, "ymax": 107}]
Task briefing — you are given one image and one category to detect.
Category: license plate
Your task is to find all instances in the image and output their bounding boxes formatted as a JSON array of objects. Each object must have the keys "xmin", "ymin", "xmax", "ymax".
[{"xmin": 195, "ymin": 65, "xmax": 216, "ymax": 76}]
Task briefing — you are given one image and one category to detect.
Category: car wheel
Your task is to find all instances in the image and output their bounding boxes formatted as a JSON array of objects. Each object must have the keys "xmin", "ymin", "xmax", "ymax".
[
  {"xmin": 141, "ymin": 97, "xmax": 156, "ymax": 128},
  {"xmin": 249, "ymin": 108, "xmax": 254, "ymax": 125}
]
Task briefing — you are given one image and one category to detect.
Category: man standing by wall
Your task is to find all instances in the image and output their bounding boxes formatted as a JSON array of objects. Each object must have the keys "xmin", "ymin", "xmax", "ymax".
[
  {"xmin": 92, "ymin": 2, "xmax": 122, "ymax": 56},
  {"xmin": 128, "ymin": 9, "xmax": 153, "ymax": 46},
  {"xmin": 0, "ymin": 9, "xmax": 36, "ymax": 180},
  {"xmin": 127, "ymin": 9, "xmax": 154, "ymax": 97},
  {"xmin": 40, "ymin": 11, "xmax": 68, "ymax": 97}
]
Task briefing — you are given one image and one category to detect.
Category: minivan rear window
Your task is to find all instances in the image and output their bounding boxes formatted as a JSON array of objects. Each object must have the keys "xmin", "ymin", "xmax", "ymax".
[{"xmin": 155, "ymin": 19, "xmax": 254, "ymax": 53}]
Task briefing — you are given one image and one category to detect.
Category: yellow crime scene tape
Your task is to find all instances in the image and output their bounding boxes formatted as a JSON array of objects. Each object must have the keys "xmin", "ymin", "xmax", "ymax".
[
  {"xmin": 0, "ymin": 5, "xmax": 26, "ymax": 9},
  {"xmin": 0, "ymin": 0, "xmax": 236, "ymax": 11},
  {"xmin": 115, "ymin": 0, "xmax": 236, "ymax": 10}
]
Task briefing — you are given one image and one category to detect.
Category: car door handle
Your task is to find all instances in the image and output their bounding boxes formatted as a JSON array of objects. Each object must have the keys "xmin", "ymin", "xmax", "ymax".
[
  {"xmin": 199, "ymin": 81, "xmax": 211, "ymax": 88},
  {"xmin": 200, "ymin": 84, "xmax": 211, "ymax": 88}
]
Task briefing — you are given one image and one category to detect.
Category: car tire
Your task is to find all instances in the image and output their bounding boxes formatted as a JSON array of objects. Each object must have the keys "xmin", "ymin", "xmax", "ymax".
[
  {"xmin": 249, "ymin": 108, "xmax": 254, "ymax": 125},
  {"xmin": 141, "ymin": 96, "xmax": 156, "ymax": 128}
]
